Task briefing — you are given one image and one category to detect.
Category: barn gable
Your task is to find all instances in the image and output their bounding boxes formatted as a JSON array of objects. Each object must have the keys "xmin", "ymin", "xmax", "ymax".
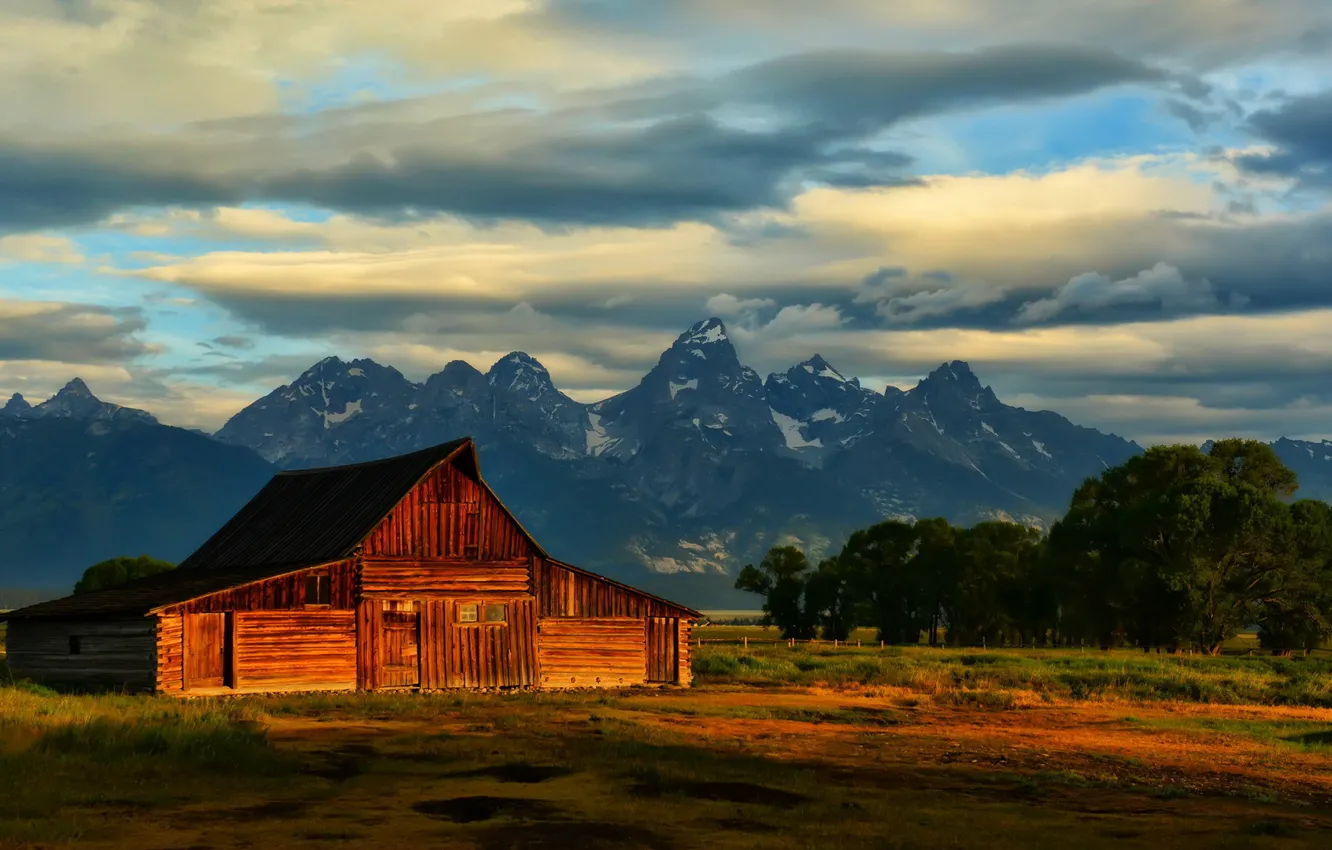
[{"xmin": 361, "ymin": 456, "xmax": 536, "ymax": 561}]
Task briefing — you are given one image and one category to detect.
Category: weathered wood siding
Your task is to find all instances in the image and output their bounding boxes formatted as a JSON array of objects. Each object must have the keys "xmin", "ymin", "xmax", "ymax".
[
  {"xmin": 164, "ymin": 560, "xmax": 356, "ymax": 614},
  {"xmin": 183, "ymin": 612, "xmax": 229, "ymax": 689},
  {"xmin": 360, "ymin": 559, "xmax": 531, "ymax": 597},
  {"xmin": 156, "ymin": 614, "xmax": 184, "ymax": 693},
  {"xmin": 356, "ymin": 598, "xmax": 382, "ymax": 690},
  {"xmin": 677, "ymin": 621, "xmax": 693, "ymax": 687},
  {"xmin": 423, "ymin": 597, "xmax": 538, "ymax": 689},
  {"xmin": 379, "ymin": 601, "xmax": 420, "ymax": 688},
  {"xmin": 537, "ymin": 618, "xmax": 646, "ymax": 688},
  {"xmin": 646, "ymin": 617, "xmax": 679, "ymax": 684},
  {"xmin": 232, "ymin": 611, "xmax": 356, "ymax": 691},
  {"xmin": 534, "ymin": 558, "xmax": 691, "ymax": 619},
  {"xmin": 363, "ymin": 463, "xmax": 533, "ymax": 560},
  {"xmin": 5, "ymin": 618, "xmax": 156, "ymax": 691}
]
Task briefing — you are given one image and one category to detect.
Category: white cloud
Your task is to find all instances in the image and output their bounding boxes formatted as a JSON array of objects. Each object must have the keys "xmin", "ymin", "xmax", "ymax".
[
  {"xmin": 705, "ymin": 293, "xmax": 777, "ymax": 317},
  {"xmin": 876, "ymin": 280, "xmax": 1009, "ymax": 323},
  {"xmin": 1015, "ymin": 262, "xmax": 1225, "ymax": 323},
  {"xmin": 0, "ymin": 234, "xmax": 84, "ymax": 264}
]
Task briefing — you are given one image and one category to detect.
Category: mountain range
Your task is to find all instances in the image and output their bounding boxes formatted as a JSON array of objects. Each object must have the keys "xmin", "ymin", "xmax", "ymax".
[{"xmin": 3, "ymin": 318, "xmax": 1330, "ymax": 606}]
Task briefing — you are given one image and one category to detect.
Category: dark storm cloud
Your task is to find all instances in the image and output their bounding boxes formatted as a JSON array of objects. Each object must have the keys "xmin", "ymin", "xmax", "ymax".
[
  {"xmin": 1237, "ymin": 90, "xmax": 1332, "ymax": 187},
  {"xmin": 0, "ymin": 302, "xmax": 149, "ymax": 362},
  {"xmin": 725, "ymin": 46, "xmax": 1171, "ymax": 132},
  {"xmin": 0, "ymin": 146, "xmax": 239, "ymax": 231},
  {"xmin": 0, "ymin": 46, "xmax": 1179, "ymax": 231}
]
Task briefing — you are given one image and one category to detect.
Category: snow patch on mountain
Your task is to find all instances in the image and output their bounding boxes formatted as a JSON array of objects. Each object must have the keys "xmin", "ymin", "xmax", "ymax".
[
  {"xmin": 770, "ymin": 408, "xmax": 821, "ymax": 449},
  {"xmin": 323, "ymin": 400, "xmax": 362, "ymax": 427},
  {"xmin": 669, "ymin": 378, "xmax": 698, "ymax": 400},
  {"xmin": 682, "ymin": 321, "xmax": 728, "ymax": 346}
]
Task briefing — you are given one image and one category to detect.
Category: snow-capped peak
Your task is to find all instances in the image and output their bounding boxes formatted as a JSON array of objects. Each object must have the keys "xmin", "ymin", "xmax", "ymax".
[
  {"xmin": 488, "ymin": 351, "xmax": 556, "ymax": 401},
  {"xmin": 300, "ymin": 356, "xmax": 345, "ymax": 378},
  {"xmin": 799, "ymin": 354, "xmax": 849, "ymax": 383},
  {"xmin": 676, "ymin": 317, "xmax": 729, "ymax": 347}
]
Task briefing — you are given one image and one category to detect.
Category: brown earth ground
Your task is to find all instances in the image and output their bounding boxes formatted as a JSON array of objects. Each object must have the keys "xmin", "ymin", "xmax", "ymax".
[{"xmin": 9, "ymin": 684, "xmax": 1332, "ymax": 850}]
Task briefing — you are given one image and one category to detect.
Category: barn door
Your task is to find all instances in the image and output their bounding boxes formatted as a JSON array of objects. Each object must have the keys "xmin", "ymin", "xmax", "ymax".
[
  {"xmin": 379, "ymin": 601, "xmax": 421, "ymax": 688},
  {"xmin": 646, "ymin": 617, "xmax": 680, "ymax": 684},
  {"xmin": 184, "ymin": 612, "xmax": 231, "ymax": 690}
]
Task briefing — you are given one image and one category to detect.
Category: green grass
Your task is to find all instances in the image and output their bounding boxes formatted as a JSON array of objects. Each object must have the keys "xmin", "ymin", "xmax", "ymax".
[
  {"xmin": 1122, "ymin": 715, "xmax": 1332, "ymax": 752},
  {"xmin": 0, "ymin": 687, "xmax": 292, "ymax": 843},
  {"xmin": 694, "ymin": 643, "xmax": 1332, "ymax": 706}
]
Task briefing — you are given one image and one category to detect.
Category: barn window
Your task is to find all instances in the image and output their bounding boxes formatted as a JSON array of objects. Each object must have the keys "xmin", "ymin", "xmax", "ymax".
[
  {"xmin": 484, "ymin": 603, "xmax": 506, "ymax": 624},
  {"xmin": 305, "ymin": 572, "xmax": 331, "ymax": 606},
  {"xmin": 68, "ymin": 636, "xmax": 81, "ymax": 655},
  {"xmin": 458, "ymin": 603, "xmax": 478, "ymax": 623}
]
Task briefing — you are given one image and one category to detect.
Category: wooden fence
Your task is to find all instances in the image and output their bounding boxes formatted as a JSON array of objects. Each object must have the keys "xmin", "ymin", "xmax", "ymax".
[{"xmin": 692, "ymin": 635, "xmax": 1332, "ymax": 657}]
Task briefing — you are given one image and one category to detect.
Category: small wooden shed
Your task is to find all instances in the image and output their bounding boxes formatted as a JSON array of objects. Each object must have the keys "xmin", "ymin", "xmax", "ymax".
[{"xmin": 1, "ymin": 439, "xmax": 699, "ymax": 695}]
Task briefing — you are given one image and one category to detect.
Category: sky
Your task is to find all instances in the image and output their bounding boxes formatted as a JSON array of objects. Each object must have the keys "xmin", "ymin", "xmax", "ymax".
[{"xmin": 1, "ymin": 0, "xmax": 1331, "ymax": 446}]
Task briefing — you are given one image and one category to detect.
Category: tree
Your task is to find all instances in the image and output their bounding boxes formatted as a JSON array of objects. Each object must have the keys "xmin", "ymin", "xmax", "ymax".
[
  {"xmin": 73, "ymin": 554, "xmax": 176, "ymax": 595},
  {"xmin": 735, "ymin": 546, "xmax": 817, "ymax": 639},
  {"xmin": 914, "ymin": 518, "xmax": 960, "ymax": 646},
  {"xmin": 836, "ymin": 520, "xmax": 926, "ymax": 644},
  {"xmin": 1050, "ymin": 440, "xmax": 1305, "ymax": 654},
  {"xmin": 943, "ymin": 522, "xmax": 1042, "ymax": 646},
  {"xmin": 1162, "ymin": 473, "xmax": 1294, "ymax": 653},
  {"xmin": 1259, "ymin": 499, "xmax": 1332, "ymax": 653},
  {"xmin": 805, "ymin": 557, "xmax": 859, "ymax": 641}
]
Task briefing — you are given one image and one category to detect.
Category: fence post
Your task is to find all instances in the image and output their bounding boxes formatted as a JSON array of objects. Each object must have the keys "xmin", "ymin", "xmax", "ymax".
[
  {"xmin": 880, "ymin": 640, "xmax": 884, "ymax": 649},
  {"xmin": 857, "ymin": 640, "xmax": 861, "ymax": 648},
  {"xmin": 833, "ymin": 638, "xmax": 838, "ymax": 648},
  {"xmin": 743, "ymin": 636, "xmax": 748, "ymax": 650}
]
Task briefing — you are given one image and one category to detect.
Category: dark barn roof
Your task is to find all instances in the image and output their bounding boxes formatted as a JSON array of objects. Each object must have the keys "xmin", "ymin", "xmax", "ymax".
[
  {"xmin": 178, "ymin": 438, "xmax": 479, "ymax": 571},
  {"xmin": 0, "ymin": 562, "xmax": 326, "ymax": 620}
]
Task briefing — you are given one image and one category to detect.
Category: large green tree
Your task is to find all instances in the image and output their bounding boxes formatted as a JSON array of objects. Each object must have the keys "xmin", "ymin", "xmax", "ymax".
[
  {"xmin": 1050, "ymin": 439, "xmax": 1305, "ymax": 654},
  {"xmin": 836, "ymin": 520, "xmax": 927, "ymax": 644},
  {"xmin": 734, "ymin": 546, "xmax": 817, "ymax": 639},
  {"xmin": 73, "ymin": 554, "xmax": 176, "ymax": 595},
  {"xmin": 944, "ymin": 522, "xmax": 1043, "ymax": 646},
  {"xmin": 804, "ymin": 557, "xmax": 859, "ymax": 641}
]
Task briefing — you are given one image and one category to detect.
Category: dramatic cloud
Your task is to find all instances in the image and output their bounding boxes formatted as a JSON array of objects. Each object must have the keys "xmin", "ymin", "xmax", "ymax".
[
  {"xmin": 0, "ymin": 45, "xmax": 1181, "ymax": 232},
  {"xmin": 0, "ymin": 299, "xmax": 150, "ymax": 362},
  {"xmin": 1014, "ymin": 262, "xmax": 1231, "ymax": 323},
  {"xmin": 0, "ymin": 2, "xmax": 1328, "ymax": 441},
  {"xmin": 872, "ymin": 277, "xmax": 1008, "ymax": 324},
  {"xmin": 1239, "ymin": 90, "xmax": 1332, "ymax": 188},
  {"xmin": 545, "ymin": 0, "xmax": 1332, "ymax": 71}
]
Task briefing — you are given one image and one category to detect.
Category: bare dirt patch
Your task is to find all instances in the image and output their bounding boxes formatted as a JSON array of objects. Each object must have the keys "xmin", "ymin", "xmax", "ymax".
[
  {"xmin": 631, "ymin": 778, "xmax": 810, "ymax": 808},
  {"xmin": 411, "ymin": 796, "xmax": 565, "ymax": 824},
  {"xmin": 477, "ymin": 821, "xmax": 673, "ymax": 850},
  {"xmin": 455, "ymin": 763, "xmax": 575, "ymax": 783}
]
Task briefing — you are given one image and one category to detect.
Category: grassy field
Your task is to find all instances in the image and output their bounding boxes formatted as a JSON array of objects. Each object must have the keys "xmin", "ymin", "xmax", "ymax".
[{"xmin": 4, "ymin": 637, "xmax": 1332, "ymax": 847}]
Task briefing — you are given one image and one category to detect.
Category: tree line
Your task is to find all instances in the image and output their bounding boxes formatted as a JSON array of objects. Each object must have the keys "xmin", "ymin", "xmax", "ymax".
[{"xmin": 736, "ymin": 439, "xmax": 1332, "ymax": 655}]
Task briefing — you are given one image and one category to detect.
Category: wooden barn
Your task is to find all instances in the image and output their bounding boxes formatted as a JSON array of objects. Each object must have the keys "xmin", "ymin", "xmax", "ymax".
[{"xmin": 0, "ymin": 439, "xmax": 698, "ymax": 695}]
